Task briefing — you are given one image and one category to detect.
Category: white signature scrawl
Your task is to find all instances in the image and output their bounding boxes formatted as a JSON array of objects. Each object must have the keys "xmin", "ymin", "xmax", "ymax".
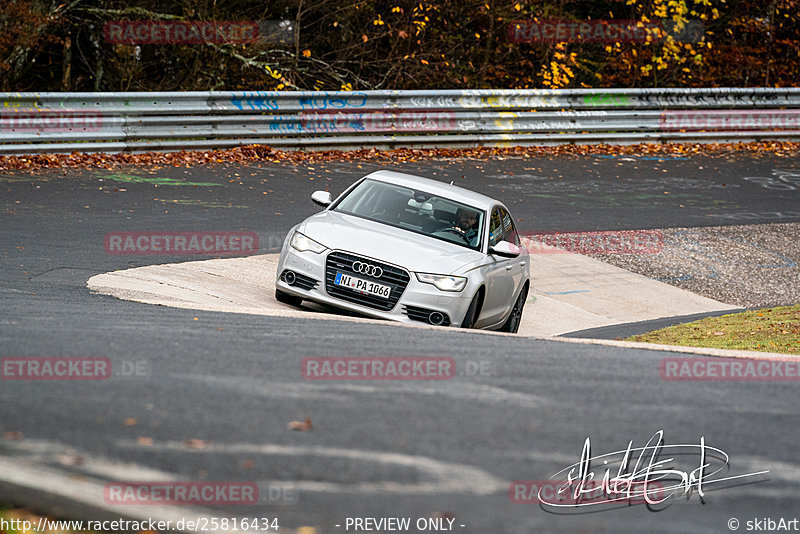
[{"xmin": 540, "ymin": 430, "xmax": 769, "ymax": 510}]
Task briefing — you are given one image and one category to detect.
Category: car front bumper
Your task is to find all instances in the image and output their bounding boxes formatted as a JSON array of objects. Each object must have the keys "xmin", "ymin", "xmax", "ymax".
[{"xmin": 275, "ymin": 245, "xmax": 476, "ymax": 327}]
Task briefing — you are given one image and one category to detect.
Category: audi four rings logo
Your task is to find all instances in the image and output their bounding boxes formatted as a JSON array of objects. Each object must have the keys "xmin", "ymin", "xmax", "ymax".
[{"xmin": 352, "ymin": 261, "xmax": 383, "ymax": 278}]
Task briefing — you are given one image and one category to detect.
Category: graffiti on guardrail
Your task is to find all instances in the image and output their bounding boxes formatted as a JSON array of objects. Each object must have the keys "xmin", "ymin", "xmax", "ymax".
[
  {"xmin": 267, "ymin": 116, "xmax": 362, "ymax": 134},
  {"xmin": 639, "ymin": 92, "xmax": 794, "ymax": 107},
  {"xmin": 477, "ymin": 95, "xmax": 559, "ymax": 109},
  {"xmin": 266, "ymin": 111, "xmax": 457, "ymax": 134},
  {"xmin": 405, "ymin": 91, "xmax": 794, "ymax": 110},
  {"xmin": 2, "ymin": 100, "xmax": 41, "ymax": 109},
  {"xmin": 411, "ymin": 93, "xmax": 564, "ymax": 110},
  {"xmin": 2, "ymin": 88, "xmax": 799, "ymax": 154},
  {"xmin": 230, "ymin": 91, "xmax": 369, "ymax": 112},
  {"xmin": 583, "ymin": 94, "xmax": 632, "ymax": 107},
  {"xmin": 361, "ymin": 111, "xmax": 455, "ymax": 132},
  {"xmin": 298, "ymin": 93, "xmax": 368, "ymax": 110},
  {"xmin": 556, "ymin": 110, "xmax": 609, "ymax": 117},
  {"xmin": 231, "ymin": 92, "xmax": 279, "ymax": 111},
  {"xmin": 408, "ymin": 95, "xmax": 463, "ymax": 109}
]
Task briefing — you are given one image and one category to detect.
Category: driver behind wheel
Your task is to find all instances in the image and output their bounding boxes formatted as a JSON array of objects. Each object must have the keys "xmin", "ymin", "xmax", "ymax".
[{"xmin": 454, "ymin": 207, "xmax": 479, "ymax": 246}]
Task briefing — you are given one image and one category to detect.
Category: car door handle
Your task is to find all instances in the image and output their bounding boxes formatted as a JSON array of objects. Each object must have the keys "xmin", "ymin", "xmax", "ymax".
[
  {"xmin": 506, "ymin": 265, "xmax": 512, "ymax": 271},
  {"xmin": 519, "ymin": 261, "xmax": 527, "ymax": 267}
]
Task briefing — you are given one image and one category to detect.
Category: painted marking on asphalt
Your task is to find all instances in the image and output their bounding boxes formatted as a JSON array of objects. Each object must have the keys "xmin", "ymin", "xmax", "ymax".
[
  {"xmin": 103, "ymin": 173, "xmax": 220, "ymax": 187},
  {"xmin": 113, "ymin": 440, "xmax": 506, "ymax": 495}
]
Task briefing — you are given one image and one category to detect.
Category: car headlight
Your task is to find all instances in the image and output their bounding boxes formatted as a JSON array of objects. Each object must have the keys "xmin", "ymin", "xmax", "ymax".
[
  {"xmin": 290, "ymin": 231, "xmax": 327, "ymax": 254},
  {"xmin": 415, "ymin": 272, "xmax": 468, "ymax": 292}
]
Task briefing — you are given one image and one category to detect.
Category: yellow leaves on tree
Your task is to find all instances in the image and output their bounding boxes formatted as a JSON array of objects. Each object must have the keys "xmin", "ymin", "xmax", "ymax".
[
  {"xmin": 624, "ymin": 0, "xmax": 722, "ymax": 84},
  {"xmin": 539, "ymin": 44, "xmax": 578, "ymax": 88}
]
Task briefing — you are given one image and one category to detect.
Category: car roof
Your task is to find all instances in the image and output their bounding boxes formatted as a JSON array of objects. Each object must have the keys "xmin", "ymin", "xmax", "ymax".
[{"xmin": 362, "ymin": 170, "xmax": 501, "ymax": 211}]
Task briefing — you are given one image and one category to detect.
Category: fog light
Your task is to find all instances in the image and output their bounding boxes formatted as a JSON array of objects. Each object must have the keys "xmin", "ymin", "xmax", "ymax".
[{"xmin": 428, "ymin": 311, "xmax": 445, "ymax": 326}]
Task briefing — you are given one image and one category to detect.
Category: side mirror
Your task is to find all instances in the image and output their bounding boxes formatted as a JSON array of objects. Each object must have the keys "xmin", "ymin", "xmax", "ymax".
[
  {"xmin": 489, "ymin": 240, "xmax": 520, "ymax": 258},
  {"xmin": 311, "ymin": 190, "xmax": 332, "ymax": 207}
]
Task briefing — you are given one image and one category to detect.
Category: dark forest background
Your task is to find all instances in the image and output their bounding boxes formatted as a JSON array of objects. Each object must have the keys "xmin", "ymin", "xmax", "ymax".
[{"xmin": 1, "ymin": 0, "xmax": 798, "ymax": 92}]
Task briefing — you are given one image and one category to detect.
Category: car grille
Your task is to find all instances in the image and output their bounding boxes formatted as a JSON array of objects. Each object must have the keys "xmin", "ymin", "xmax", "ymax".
[
  {"xmin": 280, "ymin": 270, "xmax": 318, "ymax": 291},
  {"xmin": 325, "ymin": 251, "xmax": 410, "ymax": 311},
  {"xmin": 403, "ymin": 305, "xmax": 451, "ymax": 326}
]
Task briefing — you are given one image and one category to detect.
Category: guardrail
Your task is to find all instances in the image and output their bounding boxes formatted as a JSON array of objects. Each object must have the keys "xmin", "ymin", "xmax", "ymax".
[{"xmin": 1, "ymin": 88, "xmax": 798, "ymax": 155}]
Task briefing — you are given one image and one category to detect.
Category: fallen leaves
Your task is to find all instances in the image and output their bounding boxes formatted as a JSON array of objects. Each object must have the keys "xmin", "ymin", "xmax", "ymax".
[
  {"xmin": 56, "ymin": 454, "xmax": 84, "ymax": 466},
  {"xmin": 1, "ymin": 141, "xmax": 798, "ymax": 172},
  {"xmin": 288, "ymin": 417, "xmax": 313, "ymax": 431},
  {"xmin": 183, "ymin": 438, "xmax": 208, "ymax": 449}
]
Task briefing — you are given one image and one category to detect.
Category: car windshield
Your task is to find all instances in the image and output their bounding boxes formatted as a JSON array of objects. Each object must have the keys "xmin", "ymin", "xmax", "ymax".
[{"xmin": 333, "ymin": 179, "xmax": 484, "ymax": 251}]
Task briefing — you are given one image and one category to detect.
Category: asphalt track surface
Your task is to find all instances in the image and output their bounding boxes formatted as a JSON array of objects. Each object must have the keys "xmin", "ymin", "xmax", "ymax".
[{"xmin": 1, "ymin": 153, "xmax": 800, "ymax": 533}]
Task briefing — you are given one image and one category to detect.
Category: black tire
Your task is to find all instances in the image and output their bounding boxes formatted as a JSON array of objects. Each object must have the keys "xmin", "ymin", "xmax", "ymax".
[
  {"xmin": 499, "ymin": 284, "xmax": 528, "ymax": 333},
  {"xmin": 275, "ymin": 288, "xmax": 303, "ymax": 307},
  {"xmin": 460, "ymin": 289, "xmax": 482, "ymax": 329}
]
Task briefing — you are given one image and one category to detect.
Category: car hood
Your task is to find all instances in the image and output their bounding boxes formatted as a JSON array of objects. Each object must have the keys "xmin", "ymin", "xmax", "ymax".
[{"xmin": 298, "ymin": 210, "xmax": 484, "ymax": 274}]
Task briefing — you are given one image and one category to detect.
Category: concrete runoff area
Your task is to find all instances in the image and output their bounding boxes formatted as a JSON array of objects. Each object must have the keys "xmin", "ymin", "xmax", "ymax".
[{"xmin": 87, "ymin": 249, "xmax": 735, "ymax": 338}]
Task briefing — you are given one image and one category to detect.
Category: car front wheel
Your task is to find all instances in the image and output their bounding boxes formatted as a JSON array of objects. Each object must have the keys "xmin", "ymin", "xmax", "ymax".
[
  {"xmin": 460, "ymin": 290, "xmax": 482, "ymax": 329},
  {"xmin": 499, "ymin": 284, "xmax": 528, "ymax": 333}
]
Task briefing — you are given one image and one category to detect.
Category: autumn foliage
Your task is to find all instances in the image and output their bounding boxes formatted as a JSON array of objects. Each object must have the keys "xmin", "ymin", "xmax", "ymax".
[
  {"xmin": 1, "ymin": 141, "xmax": 798, "ymax": 172},
  {"xmin": 0, "ymin": 0, "xmax": 798, "ymax": 92}
]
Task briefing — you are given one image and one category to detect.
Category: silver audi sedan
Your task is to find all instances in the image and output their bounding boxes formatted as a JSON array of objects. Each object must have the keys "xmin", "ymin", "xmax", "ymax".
[{"xmin": 274, "ymin": 170, "xmax": 530, "ymax": 332}]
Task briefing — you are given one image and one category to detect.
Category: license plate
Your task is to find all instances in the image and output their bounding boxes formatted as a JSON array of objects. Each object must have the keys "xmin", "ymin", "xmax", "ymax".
[{"xmin": 334, "ymin": 272, "xmax": 392, "ymax": 299}]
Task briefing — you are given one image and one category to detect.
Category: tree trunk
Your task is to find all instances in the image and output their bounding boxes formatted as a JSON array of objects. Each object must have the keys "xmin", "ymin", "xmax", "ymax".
[
  {"xmin": 294, "ymin": 0, "xmax": 304, "ymax": 73},
  {"xmin": 62, "ymin": 34, "xmax": 72, "ymax": 90}
]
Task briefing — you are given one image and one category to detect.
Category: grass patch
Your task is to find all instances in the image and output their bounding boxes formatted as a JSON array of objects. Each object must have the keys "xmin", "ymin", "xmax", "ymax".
[{"xmin": 627, "ymin": 305, "xmax": 800, "ymax": 354}]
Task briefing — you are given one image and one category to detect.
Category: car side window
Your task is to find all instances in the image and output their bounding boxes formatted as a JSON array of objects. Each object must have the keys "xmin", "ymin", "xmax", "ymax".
[
  {"xmin": 488, "ymin": 207, "xmax": 503, "ymax": 247},
  {"xmin": 499, "ymin": 208, "xmax": 520, "ymax": 246}
]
